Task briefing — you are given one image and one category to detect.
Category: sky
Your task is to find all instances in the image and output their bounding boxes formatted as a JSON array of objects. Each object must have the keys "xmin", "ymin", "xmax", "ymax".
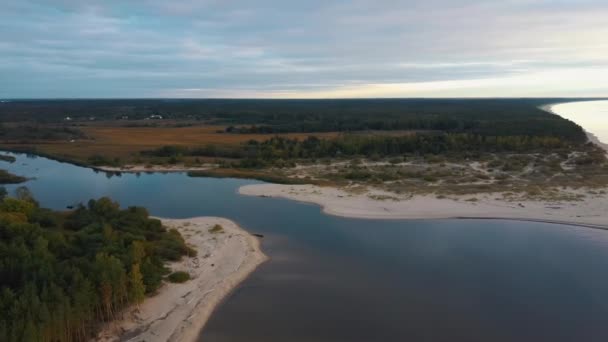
[{"xmin": 2, "ymin": 0, "xmax": 608, "ymax": 98}]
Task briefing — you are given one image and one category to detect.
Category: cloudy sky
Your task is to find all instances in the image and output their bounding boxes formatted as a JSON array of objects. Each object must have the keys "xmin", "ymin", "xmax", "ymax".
[{"xmin": 2, "ymin": 0, "xmax": 608, "ymax": 98}]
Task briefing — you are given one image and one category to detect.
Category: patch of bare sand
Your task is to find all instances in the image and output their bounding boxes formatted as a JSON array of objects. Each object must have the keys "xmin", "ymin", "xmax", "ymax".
[
  {"xmin": 97, "ymin": 217, "xmax": 267, "ymax": 342},
  {"xmin": 240, "ymin": 184, "xmax": 608, "ymax": 229},
  {"xmin": 95, "ymin": 164, "xmax": 213, "ymax": 173}
]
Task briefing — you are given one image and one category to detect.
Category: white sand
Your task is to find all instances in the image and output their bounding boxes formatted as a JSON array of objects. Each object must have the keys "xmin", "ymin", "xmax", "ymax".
[
  {"xmin": 240, "ymin": 184, "xmax": 608, "ymax": 229},
  {"xmin": 96, "ymin": 164, "xmax": 212, "ymax": 173},
  {"xmin": 97, "ymin": 217, "xmax": 267, "ymax": 342}
]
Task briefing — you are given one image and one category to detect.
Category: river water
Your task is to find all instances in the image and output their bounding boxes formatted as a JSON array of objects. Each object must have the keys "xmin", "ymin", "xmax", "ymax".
[{"xmin": 2, "ymin": 148, "xmax": 608, "ymax": 341}]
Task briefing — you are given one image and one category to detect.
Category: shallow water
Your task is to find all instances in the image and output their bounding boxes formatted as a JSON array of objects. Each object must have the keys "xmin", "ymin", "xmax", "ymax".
[
  {"xmin": 3, "ymin": 152, "xmax": 608, "ymax": 341},
  {"xmin": 551, "ymin": 100, "xmax": 608, "ymax": 144}
]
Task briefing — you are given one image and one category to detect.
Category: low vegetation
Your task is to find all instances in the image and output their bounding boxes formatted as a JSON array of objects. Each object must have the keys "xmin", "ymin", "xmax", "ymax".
[
  {"xmin": 0, "ymin": 191, "xmax": 195, "ymax": 341},
  {"xmin": 0, "ymin": 154, "xmax": 16, "ymax": 163},
  {"xmin": 1, "ymin": 98, "xmax": 606, "ymax": 200},
  {"xmin": 167, "ymin": 271, "xmax": 191, "ymax": 283},
  {"xmin": 272, "ymin": 144, "xmax": 608, "ymax": 199},
  {"xmin": 188, "ymin": 169, "xmax": 317, "ymax": 185},
  {"xmin": 208, "ymin": 224, "xmax": 224, "ymax": 233},
  {"xmin": 0, "ymin": 169, "xmax": 27, "ymax": 184}
]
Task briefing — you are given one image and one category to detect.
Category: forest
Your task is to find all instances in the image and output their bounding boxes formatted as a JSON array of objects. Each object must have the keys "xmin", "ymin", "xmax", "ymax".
[
  {"xmin": 0, "ymin": 189, "xmax": 194, "ymax": 341},
  {"xmin": 144, "ymin": 133, "xmax": 582, "ymax": 168},
  {"xmin": 0, "ymin": 99, "xmax": 591, "ymax": 142}
]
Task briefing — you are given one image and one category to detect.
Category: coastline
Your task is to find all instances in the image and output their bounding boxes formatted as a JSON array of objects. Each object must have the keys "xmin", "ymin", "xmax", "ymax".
[
  {"xmin": 239, "ymin": 184, "xmax": 608, "ymax": 229},
  {"xmin": 98, "ymin": 217, "xmax": 267, "ymax": 342},
  {"xmin": 541, "ymin": 102, "xmax": 608, "ymax": 153}
]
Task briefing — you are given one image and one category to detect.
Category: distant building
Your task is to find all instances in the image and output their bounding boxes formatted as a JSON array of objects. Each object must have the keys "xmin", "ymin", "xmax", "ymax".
[{"xmin": 148, "ymin": 114, "xmax": 163, "ymax": 120}]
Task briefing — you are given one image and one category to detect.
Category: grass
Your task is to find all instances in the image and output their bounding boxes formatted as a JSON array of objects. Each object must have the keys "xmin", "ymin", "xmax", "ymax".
[
  {"xmin": 167, "ymin": 271, "xmax": 191, "ymax": 283},
  {"xmin": 0, "ymin": 170, "xmax": 27, "ymax": 184},
  {"xmin": 0, "ymin": 124, "xmax": 339, "ymax": 166},
  {"xmin": 1, "ymin": 122, "xmax": 606, "ymax": 201},
  {"xmin": 208, "ymin": 224, "xmax": 224, "ymax": 233},
  {"xmin": 188, "ymin": 168, "xmax": 323, "ymax": 185}
]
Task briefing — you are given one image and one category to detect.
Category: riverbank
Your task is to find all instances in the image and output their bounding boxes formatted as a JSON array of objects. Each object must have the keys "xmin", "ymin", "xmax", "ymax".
[
  {"xmin": 239, "ymin": 184, "xmax": 608, "ymax": 229},
  {"xmin": 96, "ymin": 164, "xmax": 213, "ymax": 173},
  {"xmin": 97, "ymin": 217, "xmax": 267, "ymax": 342}
]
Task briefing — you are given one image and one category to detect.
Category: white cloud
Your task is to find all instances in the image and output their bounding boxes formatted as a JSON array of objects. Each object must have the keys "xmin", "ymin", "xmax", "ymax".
[{"xmin": 2, "ymin": 0, "xmax": 608, "ymax": 97}]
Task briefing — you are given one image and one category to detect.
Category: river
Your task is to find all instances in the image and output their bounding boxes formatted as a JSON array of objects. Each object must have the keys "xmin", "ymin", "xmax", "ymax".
[{"xmin": 2, "ymin": 147, "xmax": 608, "ymax": 341}]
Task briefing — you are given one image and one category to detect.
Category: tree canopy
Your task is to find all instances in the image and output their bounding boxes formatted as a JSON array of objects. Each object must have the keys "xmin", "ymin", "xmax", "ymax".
[{"xmin": 0, "ymin": 193, "xmax": 194, "ymax": 341}]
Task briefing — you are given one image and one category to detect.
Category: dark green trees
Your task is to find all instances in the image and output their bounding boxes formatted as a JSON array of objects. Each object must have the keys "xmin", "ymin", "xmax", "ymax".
[{"xmin": 0, "ymin": 195, "xmax": 194, "ymax": 341}]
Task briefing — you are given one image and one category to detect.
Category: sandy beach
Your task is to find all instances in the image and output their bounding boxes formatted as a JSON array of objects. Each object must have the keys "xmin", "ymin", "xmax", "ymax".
[
  {"xmin": 240, "ymin": 184, "xmax": 608, "ymax": 229},
  {"xmin": 97, "ymin": 217, "xmax": 267, "ymax": 342}
]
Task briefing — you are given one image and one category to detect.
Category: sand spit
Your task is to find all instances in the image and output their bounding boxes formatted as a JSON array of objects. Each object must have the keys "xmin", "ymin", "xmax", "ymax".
[
  {"xmin": 95, "ymin": 164, "xmax": 213, "ymax": 173},
  {"xmin": 239, "ymin": 184, "xmax": 608, "ymax": 229},
  {"xmin": 97, "ymin": 217, "xmax": 267, "ymax": 342}
]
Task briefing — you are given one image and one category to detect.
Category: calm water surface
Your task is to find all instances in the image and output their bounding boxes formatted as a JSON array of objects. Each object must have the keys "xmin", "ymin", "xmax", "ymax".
[
  {"xmin": 551, "ymin": 100, "xmax": 608, "ymax": 144},
  {"xmin": 3, "ymin": 152, "xmax": 608, "ymax": 341}
]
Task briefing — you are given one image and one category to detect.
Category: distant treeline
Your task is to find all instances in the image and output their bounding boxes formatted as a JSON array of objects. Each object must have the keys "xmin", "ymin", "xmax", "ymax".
[
  {"xmin": 0, "ymin": 191, "xmax": 194, "ymax": 341},
  {"xmin": 144, "ymin": 133, "xmax": 581, "ymax": 168},
  {"xmin": 0, "ymin": 124, "xmax": 85, "ymax": 141},
  {"xmin": 0, "ymin": 99, "xmax": 592, "ymax": 142}
]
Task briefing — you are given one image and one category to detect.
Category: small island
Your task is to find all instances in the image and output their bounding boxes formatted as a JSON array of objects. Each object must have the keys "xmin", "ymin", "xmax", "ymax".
[
  {"xmin": 0, "ymin": 154, "xmax": 16, "ymax": 163},
  {"xmin": 0, "ymin": 169, "xmax": 27, "ymax": 184}
]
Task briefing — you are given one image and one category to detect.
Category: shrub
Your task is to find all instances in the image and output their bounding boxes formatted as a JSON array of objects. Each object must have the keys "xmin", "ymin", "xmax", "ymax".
[
  {"xmin": 209, "ymin": 224, "xmax": 224, "ymax": 233},
  {"xmin": 168, "ymin": 271, "xmax": 191, "ymax": 283}
]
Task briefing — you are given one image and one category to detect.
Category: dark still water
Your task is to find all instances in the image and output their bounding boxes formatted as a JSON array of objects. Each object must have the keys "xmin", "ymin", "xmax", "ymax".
[{"xmin": 3, "ymin": 152, "xmax": 608, "ymax": 341}]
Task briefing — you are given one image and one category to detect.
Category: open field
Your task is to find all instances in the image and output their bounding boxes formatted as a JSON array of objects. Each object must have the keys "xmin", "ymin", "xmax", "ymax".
[{"xmin": 0, "ymin": 124, "xmax": 339, "ymax": 165}]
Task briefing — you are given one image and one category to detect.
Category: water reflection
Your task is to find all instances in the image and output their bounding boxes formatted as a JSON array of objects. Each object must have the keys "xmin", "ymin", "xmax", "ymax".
[{"xmin": 2, "ymin": 152, "xmax": 608, "ymax": 341}]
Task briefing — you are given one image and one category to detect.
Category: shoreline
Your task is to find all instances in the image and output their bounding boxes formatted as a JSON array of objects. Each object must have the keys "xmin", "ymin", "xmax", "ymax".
[
  {"xmin": 239, "ymin": 184, "xmax": 608, "ymax": 229},
  {"xmin": 98, "ymin": 217, "xmax": 267, "ymax": 342},
  {"xmin": 96, "ymin": 164, "xmax": 213, "ymax": 173},
  {"xmin": 541, "ymin": 102, "xmax": 608, "ymax": 153}
]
